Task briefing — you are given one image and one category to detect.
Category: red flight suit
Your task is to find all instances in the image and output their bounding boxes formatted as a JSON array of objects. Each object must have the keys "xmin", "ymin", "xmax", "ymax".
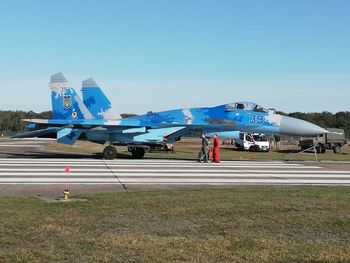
[{"xmin": 212, "ymin": 137, "xmax": 220, "ymax": 163}]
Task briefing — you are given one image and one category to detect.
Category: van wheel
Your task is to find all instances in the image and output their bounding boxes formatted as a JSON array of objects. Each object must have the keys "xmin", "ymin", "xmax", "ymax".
[
  {"xmin": 249, "ymin": 146, "xmax": 256, "ymax": 152},
  {"xmin": 333, "ymin": 145, "xmax": 340, "ymax": 154}
]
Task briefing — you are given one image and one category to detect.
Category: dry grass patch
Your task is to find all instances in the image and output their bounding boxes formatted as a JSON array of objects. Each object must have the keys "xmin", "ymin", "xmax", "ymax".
[{"xmin": 44, "ymin": 139, "xmax": 350, "ymax": 161}]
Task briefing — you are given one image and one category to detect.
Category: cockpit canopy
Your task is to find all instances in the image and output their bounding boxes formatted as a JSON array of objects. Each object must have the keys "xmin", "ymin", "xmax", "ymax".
[{"xmin": 224, "ymin": 102, "xmax": 268, "ymax": 113}]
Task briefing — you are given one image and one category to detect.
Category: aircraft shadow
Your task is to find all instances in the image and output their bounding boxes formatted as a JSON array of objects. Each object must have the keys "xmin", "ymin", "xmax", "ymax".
[{"xmin": 2, "ymin": 150, "xmax": 100, "ymax": 159}]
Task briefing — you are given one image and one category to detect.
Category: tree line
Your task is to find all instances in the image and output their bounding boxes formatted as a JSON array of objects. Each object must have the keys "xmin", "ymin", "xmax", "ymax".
[
  {"xmin": 0, "ymin": 111, "xmax": 52, "ymax": 134},
  {"xmin": 0, "ymin": 111, "xmax": 138, "ymax": 135},
  {"xmin": 0, "ymin": 110, "xmax": 349, "ymax": 137}
]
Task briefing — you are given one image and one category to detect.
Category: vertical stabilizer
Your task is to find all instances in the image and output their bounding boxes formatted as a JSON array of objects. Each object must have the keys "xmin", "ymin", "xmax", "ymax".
[
  {"xmin": 81, "ymin": 78, "xmax": 121, "ymax": 120},
  {"xmin": 49, "ymin": 73, "xmax": 93, "ymax": 120}
]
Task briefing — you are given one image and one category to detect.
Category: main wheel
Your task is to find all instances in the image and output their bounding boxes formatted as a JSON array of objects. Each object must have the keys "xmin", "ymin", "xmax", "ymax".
[
  {"xmin": 333, "ymin": 145, "xmax": 340, "ymax": 154},
  {"xmin": 103, "ymin": 145, "xmax": 117, "ymax": 160},
  {"xmin": 317, "ymin": 144, "xmax": 323, "ymax": 154},
  {"xmin": 131, "ymin": 148, "xmax": 145, "ymax": 159}
]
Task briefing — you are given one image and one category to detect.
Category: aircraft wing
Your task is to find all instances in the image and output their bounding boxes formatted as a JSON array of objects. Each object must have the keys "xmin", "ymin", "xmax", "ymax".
[
  {"xmin": 132, "ymin": 126, "xmax": 189, "ymax": 144},
  {"xmin": 163, "ymin": 126, "xmax": 190, "ymax": 143}
]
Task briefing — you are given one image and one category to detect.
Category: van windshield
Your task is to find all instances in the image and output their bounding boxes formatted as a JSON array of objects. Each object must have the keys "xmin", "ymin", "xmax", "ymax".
[{"xmin": 253, "ymin": 134, "xmax": 268, "ymax": 141}]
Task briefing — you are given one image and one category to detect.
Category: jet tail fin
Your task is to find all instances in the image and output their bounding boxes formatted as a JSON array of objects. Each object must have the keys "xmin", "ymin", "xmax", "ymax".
[
  {"xmin": 81, "ymin": 78, "xmax": 121, "ymax": 120},
  {"xmin": 50, "ymin": 73, "xmax": 93, "ymax": 120}
]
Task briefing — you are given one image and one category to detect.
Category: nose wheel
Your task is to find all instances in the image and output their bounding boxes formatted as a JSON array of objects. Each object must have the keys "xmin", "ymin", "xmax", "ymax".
[{"xmin": 103, "ymin": 145, "xmax": 117, "ymax": 159}]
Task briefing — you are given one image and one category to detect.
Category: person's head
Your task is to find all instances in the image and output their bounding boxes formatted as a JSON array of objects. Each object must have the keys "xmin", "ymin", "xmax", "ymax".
[
  {"xmin": 214, "ymin": 134, "xmax": 218, "ymax": 138},
  {"xmin": 201, "ymin": 133, "xmax": 206, "ymax": 138}
]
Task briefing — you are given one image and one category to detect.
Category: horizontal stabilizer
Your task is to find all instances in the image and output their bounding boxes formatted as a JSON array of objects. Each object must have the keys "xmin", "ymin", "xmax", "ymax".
[
  {"xmin": 57, "ymin": 128, "xmax": 82, "ymax": 145},
  {"xmin": 22, "ymin": 118, "xmax": 156, "ymax": 128},
  {"xmin": 22, "ymin": 119, "xmax": 49, "ymax": 124},
  {"xmin": 12, "ymin": 127, "xmax": 59, "ymax": 138}
]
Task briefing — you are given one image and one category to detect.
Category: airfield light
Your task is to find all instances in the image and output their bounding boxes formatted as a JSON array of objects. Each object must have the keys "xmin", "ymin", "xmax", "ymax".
[{"xmin": 64, "ymin": 166, "xmax": 70, "ymax": 201}]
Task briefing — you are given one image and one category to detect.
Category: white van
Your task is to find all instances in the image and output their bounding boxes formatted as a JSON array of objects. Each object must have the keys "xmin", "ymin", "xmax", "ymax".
[{"xmin": 235, "ymin": 133, "xmax": 270, "ymax": 152}]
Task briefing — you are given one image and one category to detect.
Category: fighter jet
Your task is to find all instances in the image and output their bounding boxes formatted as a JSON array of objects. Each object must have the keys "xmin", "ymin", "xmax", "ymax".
[{"xmin": 14, "ymin": 72, "xmax": 328, "ymax": 159}]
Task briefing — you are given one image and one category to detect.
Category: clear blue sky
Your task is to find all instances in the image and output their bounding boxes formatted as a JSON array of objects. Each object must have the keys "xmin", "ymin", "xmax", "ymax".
[{"xmin": 0, "ymin": 0, "xmax": 349, "ymax": 113}]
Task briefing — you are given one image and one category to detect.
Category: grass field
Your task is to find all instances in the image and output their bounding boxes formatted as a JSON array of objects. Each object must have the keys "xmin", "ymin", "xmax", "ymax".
[
  {"xmin": 1, "ymin": 187, "xmax": 350, "ymax": 262},
  {"xmin": 3, "ymin": 138, "xmax": 350, "ymax": 262},
  {"xmin": 45, "ymin": 138, "xmax": 350, "ymax": 161}
]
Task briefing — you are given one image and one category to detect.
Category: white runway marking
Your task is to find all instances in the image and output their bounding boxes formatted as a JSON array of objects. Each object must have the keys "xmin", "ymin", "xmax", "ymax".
[
  {"xmin": 0, "ymin": 169, "xmax": 346, "ymax": 173},
  {"xmin": 0, "ymin": 164, "xmax": 321, "ymax": 169},
  {"xmin": 0, "ymin": 178, "xmax": 349, "ymax": 184},
  {"xmin": 0, "ymin": 159, "xmax": 321, "ymax": 169},
  {"xmin": 1, "ymin": 173, "xmax": 350, "ymax": 178},
  {"xmin": 0, "ymin": 158, "xmax": 348, "ymax": 186}
]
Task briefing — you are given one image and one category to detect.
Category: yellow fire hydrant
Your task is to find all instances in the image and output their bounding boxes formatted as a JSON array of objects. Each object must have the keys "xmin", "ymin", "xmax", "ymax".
[{"xmin": 63, "ymin": 189, "xmax": 70, "ymax": 201}]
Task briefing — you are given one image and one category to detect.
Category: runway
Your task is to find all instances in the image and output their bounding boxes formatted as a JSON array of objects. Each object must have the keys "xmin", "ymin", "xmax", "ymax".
[{"xmin": 0, "ymin": 158, "xmax": 349, "ymax": 186}]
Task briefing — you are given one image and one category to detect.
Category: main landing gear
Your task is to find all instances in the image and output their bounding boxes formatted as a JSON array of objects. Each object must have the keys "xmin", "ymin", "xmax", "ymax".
[
  {"xmin": 128, "ymin": 146, "xmax": 146, "ymax": 159},
  {"xmin": 103, "ymin": 145, "xmax": 117, "ymax": 160},
  {"xmin": 102, "ymin": 145, "xmax": 148, "ymax": 159}
]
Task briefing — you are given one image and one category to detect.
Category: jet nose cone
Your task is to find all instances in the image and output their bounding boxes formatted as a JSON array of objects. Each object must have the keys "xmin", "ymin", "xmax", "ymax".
[{"xmin": 280, "ymin": 116, "xmax": 328, "ymax": 136}]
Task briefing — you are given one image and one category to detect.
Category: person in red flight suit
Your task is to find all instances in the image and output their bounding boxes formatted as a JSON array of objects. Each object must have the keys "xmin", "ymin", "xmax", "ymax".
[{"xmin": 212, "ymin": 134, "xmax": 220, "ymax": 163}]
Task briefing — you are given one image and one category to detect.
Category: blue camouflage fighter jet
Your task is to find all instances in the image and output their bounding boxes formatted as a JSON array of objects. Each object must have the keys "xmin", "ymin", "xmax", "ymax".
[{"xmin": 14, "ymin": 73, "xmax": 328, "ymax": 159}]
